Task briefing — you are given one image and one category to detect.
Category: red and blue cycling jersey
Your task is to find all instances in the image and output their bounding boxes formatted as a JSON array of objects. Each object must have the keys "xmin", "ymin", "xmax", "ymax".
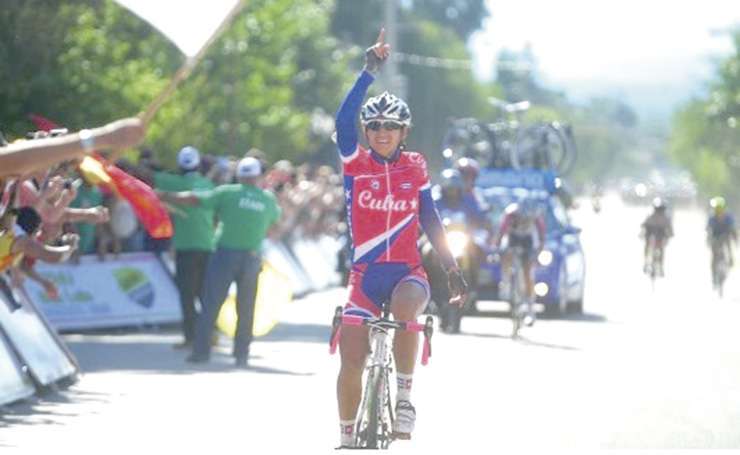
[{"xmin": 336, "ymin": 71, "xmax": 455, "ymax": 317}]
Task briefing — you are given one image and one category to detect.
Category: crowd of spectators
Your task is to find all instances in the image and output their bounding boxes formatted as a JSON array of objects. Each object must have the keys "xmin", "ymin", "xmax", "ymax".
[{"xmin": 65, "ymin": 148, "xmax": 346, "ymax": 259}]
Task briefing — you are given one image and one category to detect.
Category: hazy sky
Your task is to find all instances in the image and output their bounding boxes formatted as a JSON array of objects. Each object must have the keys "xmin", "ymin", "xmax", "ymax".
[{"xmin": 469, "ymin": 0, "xmax": 739, "ymax": 121}]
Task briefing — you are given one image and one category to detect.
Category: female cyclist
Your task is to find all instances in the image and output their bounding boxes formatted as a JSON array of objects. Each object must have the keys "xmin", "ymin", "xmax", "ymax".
[{"xmin": 334, "ymin": 29, "xmax": 467, "ymax": 448}]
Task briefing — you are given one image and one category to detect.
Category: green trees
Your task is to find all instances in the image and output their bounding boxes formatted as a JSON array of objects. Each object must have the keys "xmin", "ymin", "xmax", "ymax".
[
  {"xmin": 330, "ymin": 0, "xmax": 497, "ymax": 169},
  {"xmin": 668, "ymin": 30, "xmax": 740, "ymax": 204},
  {"xmin": 1, "ymin": 0, "xmax": 348, "ymax": 167}
]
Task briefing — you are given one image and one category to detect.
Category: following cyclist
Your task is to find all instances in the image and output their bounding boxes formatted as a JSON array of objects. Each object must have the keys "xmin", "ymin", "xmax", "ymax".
[
  {"xmin": 334, "ymin": 29, "xmax": 467, "ymax": 448},
  {"xmin": 707, "ymin": 196, "xmax": 737, "ymax": 285},
  {"xmin": 494, "ymin": 198, "xmax": 545, "ymax": 326},
  {"xmin": 641, "ymin": 197, "xmax": 673, "ymax": 276}
]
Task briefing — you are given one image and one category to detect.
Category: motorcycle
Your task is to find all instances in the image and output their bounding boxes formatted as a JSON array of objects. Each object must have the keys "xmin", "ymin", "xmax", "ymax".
[{"xmin": 421, "ymin": 209, "xmax": 488, "ymax": 334}]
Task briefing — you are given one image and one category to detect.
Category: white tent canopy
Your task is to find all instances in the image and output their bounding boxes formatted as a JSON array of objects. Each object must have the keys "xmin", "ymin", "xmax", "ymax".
[{"xmin": 114, "ymin": 0, "xmax": 241, "ymax": 57}]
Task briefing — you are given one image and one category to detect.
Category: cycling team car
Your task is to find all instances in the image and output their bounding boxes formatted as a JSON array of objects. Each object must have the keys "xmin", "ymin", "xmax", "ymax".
[
  {"xmin": 425, "ymin": 167, "xmax": 586, "ymax": 321},
  {"xmin": 478, "ymin": 168, "xmax": 585, "ymax": 316}
]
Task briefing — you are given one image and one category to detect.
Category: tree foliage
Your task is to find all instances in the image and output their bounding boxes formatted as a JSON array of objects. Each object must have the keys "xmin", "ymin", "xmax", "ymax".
[
  {"xmin": 668, "ymin": 29, "xmax": 740, "ymax": 205},
  {"xmin": 1, "ymin": 0, "xmax": 349, "ymax": 167}
]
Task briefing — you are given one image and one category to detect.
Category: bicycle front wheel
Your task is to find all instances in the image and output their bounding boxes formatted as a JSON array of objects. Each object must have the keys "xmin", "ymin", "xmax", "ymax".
[{"xmin": 356, "ymin": 365, "xmax": 390, "ymax": 449}]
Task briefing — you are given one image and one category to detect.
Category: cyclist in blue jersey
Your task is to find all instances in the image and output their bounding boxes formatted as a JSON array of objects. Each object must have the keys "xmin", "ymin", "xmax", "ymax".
[{"xmin": 707, "ymin": 196, "xmax": 737, "ymax": 278}]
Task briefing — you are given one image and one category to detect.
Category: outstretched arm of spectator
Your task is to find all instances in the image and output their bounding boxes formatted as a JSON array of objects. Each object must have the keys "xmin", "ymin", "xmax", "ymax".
[
  {"xmin": 157, "ymin": 190, "xmax": 200, "ymax": 207},
  {"xmin": 11, "ymin": 234, "xmax": 78, "ymax": 264},
  {"xmin": 19, "ymin": 261, "xmax": 59, "ymax": 299},
  {"xmin": 62, "ymin": 206, "xmax": 109, "ymax": 224},
  {"xmin": 0, "ymin": 118, "xmax": 145, "ymax": 178}
]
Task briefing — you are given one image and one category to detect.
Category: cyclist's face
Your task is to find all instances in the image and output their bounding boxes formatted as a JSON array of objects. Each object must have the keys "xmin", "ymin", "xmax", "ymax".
[{"xmin": 365, "ymin": 122, "xmax": 407, "ymax": 158}]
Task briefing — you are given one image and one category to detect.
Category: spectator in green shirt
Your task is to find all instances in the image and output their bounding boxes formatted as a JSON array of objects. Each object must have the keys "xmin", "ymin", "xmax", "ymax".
[
  {"xmin": 154, "ymin": 146, "xmax": 215, "ymax": 349},
  {"xmin": 159, "ymin": 156, "xmax": 281, "ymax": 368}
]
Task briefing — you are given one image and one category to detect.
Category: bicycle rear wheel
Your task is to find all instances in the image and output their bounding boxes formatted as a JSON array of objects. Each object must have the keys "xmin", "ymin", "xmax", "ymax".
[{"xmin": 510, "ymin": 263, "xmax": 524, "ymax": 338}]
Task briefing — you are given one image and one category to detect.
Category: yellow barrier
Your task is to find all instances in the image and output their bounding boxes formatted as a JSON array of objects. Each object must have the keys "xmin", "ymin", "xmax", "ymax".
[{"xmin": 216, "ymin": 261, "xmax": 293, "ymax": 338}]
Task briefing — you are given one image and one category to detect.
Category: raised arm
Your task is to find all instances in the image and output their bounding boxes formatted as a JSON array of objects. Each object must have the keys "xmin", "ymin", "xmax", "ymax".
[
  {"xmin": 335, "ymin": 72, "xmax": 375, "ymax": 159},
  {"xmin": 335, "ymin": 29, "xmax": 390, "ymax": 161}
]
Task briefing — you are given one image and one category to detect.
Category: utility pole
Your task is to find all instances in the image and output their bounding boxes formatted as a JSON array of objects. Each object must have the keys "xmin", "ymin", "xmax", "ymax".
[{"xmin": 383, "ymin": 0, "xmax": 406, "ymax": 98}]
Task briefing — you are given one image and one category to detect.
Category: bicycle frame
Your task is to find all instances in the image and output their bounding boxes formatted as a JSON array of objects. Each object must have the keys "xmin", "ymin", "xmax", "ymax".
[
  {"xmin": 329, "ymin": 305, "xmax": 433, "ymax": 449},
  {"xmin": 499, "ymin": 244, "xmax": 529, "ymax": 338},
  {"xmin": 509, "ymin": 246, "xmax": 527, "ymax": 338},
  {"xmin": 712, "ymin": 243, "xmax": 729, "ymax": 297}
]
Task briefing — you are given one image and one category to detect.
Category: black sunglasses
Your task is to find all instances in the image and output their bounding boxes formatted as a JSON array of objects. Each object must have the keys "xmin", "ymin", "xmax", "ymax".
[{"xmin": 366, "ymin": 120, "xmax": 404, "ymax": 131}]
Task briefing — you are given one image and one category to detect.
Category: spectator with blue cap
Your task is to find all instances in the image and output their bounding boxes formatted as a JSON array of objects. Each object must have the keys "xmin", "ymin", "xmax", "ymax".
[
  {"xmin": 154, "ymin": 145, "xmax": 216, "ymax": 349},
  {"xmin": 159, "ymin": 156, "xmax": 281, "ymax": 367}
]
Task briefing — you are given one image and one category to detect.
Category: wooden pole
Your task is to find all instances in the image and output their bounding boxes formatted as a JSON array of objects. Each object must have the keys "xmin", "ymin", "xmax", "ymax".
[{"xmin": 138, "ymin": 0, "xmax": 246, "ymax": 125}]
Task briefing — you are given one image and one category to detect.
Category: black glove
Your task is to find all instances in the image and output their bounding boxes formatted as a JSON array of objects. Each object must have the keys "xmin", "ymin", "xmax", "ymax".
[
  {"xmin": 364, "ymin": 46, "xmax": 385, "ymax": 74},
  {"xmin": 446, "ymin": 267, "xmax": 468, "ymax": 306}
]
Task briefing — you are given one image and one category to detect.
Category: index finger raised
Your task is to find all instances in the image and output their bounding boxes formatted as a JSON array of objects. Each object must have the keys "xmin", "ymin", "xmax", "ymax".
[{"xmin": 376, "ymin": 28, "xmax": 386, "ymax": 45}]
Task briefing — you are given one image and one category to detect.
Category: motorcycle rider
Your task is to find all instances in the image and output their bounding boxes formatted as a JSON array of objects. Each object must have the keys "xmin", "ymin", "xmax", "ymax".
[
  {"xmin": 494, "ymin": 198, "xmax": 545, "ymax": 326},
  {"xmin": 435, "ymin": 168, "xmax": 487, "ymax": 229},
  {"xmin": 429, "ymin": 168, "xmax": 488, "ymax": 333},
  {"xmin": 641, "ymin": 197, "xmax": 673, "ymax": 276},
  {"xmin": 707, "ymin": 196, "xmax": 737, "ymax": 284}
]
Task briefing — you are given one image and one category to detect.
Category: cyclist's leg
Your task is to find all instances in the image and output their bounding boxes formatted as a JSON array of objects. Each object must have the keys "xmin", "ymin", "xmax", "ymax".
[
  {"xmin": 337, "ymin": 323, "xmax": 370, "ymax": 432},
  {"xmin": 726, "ymin": 239, "xmax": 734, "ymax": 266},
  {"xmin": 390, "ymin": 280, "xmax": 428, "ymax": 375},
  {"xmin": 499, "ymin": 243, "xmax": 513, "ymax": 298},
  {"xmin": 337, "ymin": 266, "xmax": 378, "ymax": 447},
  {"xmin": 643, "ymin": 236, "xmax": 650, "ymax": 263},
  {"xmin": 657, "ymin": 237, "xmax": 666, "ymax": 275},
  {"xmin": 389, "ymin": 273, "xmax": 429, "ymax": 437},
  {"xmin": 523, "ymin": 259, "xmax": 535, "ymax": 301}
]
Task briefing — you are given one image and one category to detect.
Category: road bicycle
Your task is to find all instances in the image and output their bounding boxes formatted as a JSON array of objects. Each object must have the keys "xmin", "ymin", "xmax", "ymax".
[
  {"xmin": 499, "ymin": 245, "xmax": 530, "ymax": 338},
  {"xmin": 329, "ymin": 304, "xmax": 434, "ymax": 449},
  {"xmin": 441, "ymin": 102, "xmax": 577, "ymax": 176},
  {"xmin": 644, "ymin": 237, "xmax": 665, "ymax": 290},
  {"xmin": 514, "ymin": 121, "xmax": 577, "ymax": 175},
  {"xmin": 711, "ymin": 244, "xmax": 730, "ymax": 298}
]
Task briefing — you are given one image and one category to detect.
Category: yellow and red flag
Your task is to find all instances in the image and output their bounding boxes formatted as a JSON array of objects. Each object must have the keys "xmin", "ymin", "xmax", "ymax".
[
  {"xmin": 78, "ymin": 154, "xmax": 173, "ymax": 239},
  {"xmin": 104, "ymin": 162, "xmax": 173, "ymax": 239}
]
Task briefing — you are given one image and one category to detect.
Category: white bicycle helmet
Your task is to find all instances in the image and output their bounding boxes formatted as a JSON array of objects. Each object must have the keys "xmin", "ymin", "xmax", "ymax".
[{"xmin": 360, "ymin": 92, "xmax": 412, "ymax": 126}]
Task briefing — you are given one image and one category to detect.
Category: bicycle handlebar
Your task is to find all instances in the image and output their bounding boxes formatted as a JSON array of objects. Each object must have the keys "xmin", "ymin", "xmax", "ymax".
[{"xmin": 329, "ymin": 308, "xmax": 434, "ymax": 366}]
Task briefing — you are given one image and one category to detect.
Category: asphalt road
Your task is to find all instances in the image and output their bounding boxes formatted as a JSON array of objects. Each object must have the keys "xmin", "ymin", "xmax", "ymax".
[{"xmin": 2, "ymin": 194, "xmax": 740, "ymax": 452}]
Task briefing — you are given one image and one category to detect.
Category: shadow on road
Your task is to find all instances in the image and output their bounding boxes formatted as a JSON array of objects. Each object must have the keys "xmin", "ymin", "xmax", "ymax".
[
  {"xmin": 461, "ymin": 331, "xmax": 580, "ymax": 351},
  {"xmin": 473, "ymin": 310, "xmax": 609, "ymax": 323},
  {"xmin": 260, "ymin": 322, "xmax": 330, "ymax": 344},
  {"xmin": 66, "ymin": 338, "xmax": 314, "ymax": 376},
  {"xmin": 0, "ymin": 388, "xmax": 111, "ymax": 432},
  {"xmin": 544, "ymin": 312, "xmax": 609, "ymax": 323}
]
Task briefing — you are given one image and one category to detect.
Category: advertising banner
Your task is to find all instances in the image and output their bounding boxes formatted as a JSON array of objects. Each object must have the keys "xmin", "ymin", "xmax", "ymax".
[
  {"xmin": 0, "ymin": 280, "xmax": 77, "ymax": 386},
  {"xmin": 26, "ymin": 253, "xmax": 181, "ymax": 331}
]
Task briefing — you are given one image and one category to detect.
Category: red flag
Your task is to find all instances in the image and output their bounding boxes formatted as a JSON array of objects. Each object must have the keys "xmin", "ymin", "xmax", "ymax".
[
  {"xmin": 105, "ymin": 163, "xmax": 173, "ymax": 239},
  {"xmin": 29, "ymin": 114, "xmax": 61, "ymax": 132},
  {"xmin": 26, "ymin": 115, "xmax": 172, "ymax": 239}
]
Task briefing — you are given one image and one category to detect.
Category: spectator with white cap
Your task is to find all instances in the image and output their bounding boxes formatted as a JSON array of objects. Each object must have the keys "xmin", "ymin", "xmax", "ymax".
[
  {"xmin": 153, "ymin": 145, "xmax": 216, "ymax": 349},
  {"xmin": 159, "ymin": 156, "xmax": 281, "ymax": 367}
]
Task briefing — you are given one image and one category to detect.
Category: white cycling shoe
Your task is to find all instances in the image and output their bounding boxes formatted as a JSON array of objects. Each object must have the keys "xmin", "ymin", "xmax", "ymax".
[
  {"xmin": 393, "ymin": 400, "xmax": 416, "ymax": 438},
  {"xmin": 523, "ymin": 302, "xmax": 536, "ymax": 327}
]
